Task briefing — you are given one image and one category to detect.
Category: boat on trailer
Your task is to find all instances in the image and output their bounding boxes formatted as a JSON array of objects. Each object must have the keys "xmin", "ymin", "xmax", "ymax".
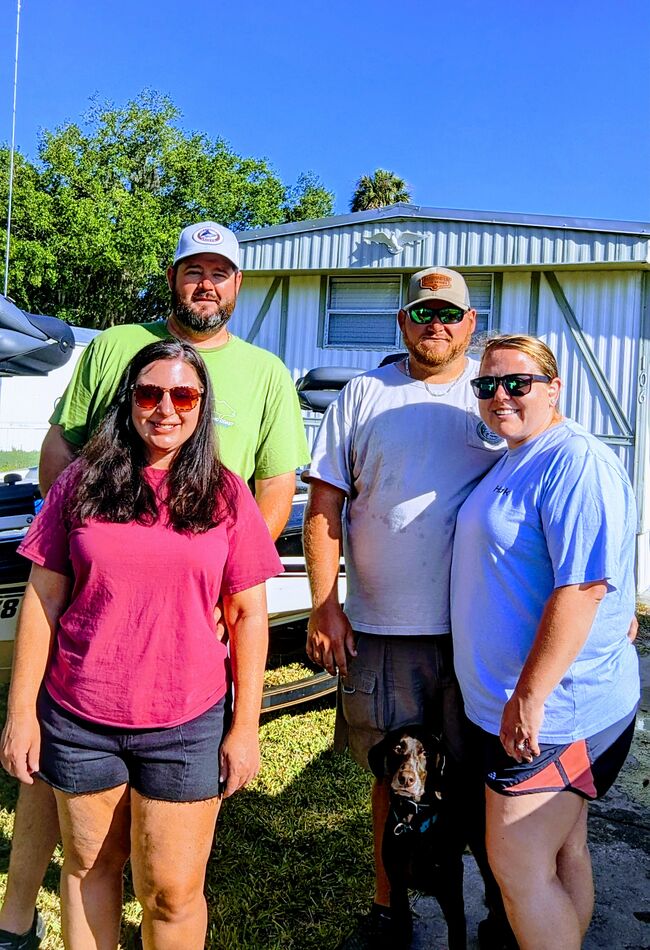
[{"xmin": 0, "ymin": 296, "xmax": 358, "ymax": 711}]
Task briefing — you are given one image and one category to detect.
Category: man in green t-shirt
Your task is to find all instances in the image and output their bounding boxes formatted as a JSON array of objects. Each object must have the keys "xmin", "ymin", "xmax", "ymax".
[{"xmin": 0, "ymin": 222, "xmax": 310, "ymax": 948}]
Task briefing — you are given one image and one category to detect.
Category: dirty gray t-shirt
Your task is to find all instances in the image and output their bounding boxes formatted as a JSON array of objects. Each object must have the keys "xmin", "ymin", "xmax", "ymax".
[{"xmin": 307, "ymin": 359, "xmax": 504, "ymax": 635}]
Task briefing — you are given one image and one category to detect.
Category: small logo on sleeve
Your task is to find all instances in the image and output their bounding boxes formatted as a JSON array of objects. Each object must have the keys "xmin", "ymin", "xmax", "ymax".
[
  {"xmin": 493, "ymin": 485, "xmax": 511, "ymax": 496},
  {"xmin": 477, "ymin": 421, "xmax": 503, "ymax": 446}
]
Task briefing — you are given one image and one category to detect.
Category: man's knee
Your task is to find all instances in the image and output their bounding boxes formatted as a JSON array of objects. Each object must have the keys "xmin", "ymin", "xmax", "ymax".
[
  {"xmin": 6, "ymin": 780, "xmax": 60, "ymax": 879},
  {"xmin": 15, "ymin": 779, "xmax": 59, "ymax": 830}
]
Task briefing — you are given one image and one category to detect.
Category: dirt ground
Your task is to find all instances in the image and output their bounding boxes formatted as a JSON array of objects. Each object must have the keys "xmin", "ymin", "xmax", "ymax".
[{"xmin": 412, "ymin": 608, "xmax": 650, "ymax": 950}]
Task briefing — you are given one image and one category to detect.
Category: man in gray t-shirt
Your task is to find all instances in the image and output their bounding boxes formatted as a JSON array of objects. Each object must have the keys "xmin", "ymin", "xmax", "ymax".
[{"xmin": 303, "ymin": 266, "xmax": 507, "ymax": 945}]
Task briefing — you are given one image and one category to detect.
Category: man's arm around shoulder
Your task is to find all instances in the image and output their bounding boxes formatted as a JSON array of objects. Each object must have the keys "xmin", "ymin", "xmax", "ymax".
[
  {"xmin": 39, "ymin": 426, "xmax": 77, "ymax": 496},
  {"xmin": 304, "ymin": 478, "xmax": 356, "ymax": 677}
]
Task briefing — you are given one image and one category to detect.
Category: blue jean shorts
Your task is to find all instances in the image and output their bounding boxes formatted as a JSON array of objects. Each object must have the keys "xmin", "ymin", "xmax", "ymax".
[{"xmin": 37, "ymin": 688, "xmax": 229, "ymax": 802}]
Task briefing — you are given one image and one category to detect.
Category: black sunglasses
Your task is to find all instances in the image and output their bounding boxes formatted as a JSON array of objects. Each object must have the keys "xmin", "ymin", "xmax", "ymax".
[
  {"xmin": 131, "ymin": 384, "xmax": 204, "ymax": 412},
  {"xmin": 471, "ymin": 374, "xmax": 551, "ymax": 399},
  {"xmin": 408, "ymin": 305, "xmax": 466, "ymax": 325}
]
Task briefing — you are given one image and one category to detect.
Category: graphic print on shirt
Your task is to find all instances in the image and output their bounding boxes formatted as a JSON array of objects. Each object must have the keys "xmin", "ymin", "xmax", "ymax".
[{"xmin": 213, "ymin": 398, "xmax": 237, "ymax": 428}]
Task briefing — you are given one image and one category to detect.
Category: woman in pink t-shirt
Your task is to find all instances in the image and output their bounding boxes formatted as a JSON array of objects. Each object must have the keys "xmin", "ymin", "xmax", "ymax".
[{"xmin": 0, "ymin": 339, "xmax": 282, "ymax": 950}]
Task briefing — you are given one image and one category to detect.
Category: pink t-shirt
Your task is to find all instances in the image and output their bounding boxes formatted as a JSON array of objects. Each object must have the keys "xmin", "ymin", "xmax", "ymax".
[{"xmin": 18, "ymin": 463, "xmax": 283, "ymax": 728}]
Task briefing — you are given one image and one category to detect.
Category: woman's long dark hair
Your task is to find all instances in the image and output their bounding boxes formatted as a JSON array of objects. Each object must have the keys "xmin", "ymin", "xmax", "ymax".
[{"xmin": 67, "ymin": 339, "xmax": 238, "ymax": 533}]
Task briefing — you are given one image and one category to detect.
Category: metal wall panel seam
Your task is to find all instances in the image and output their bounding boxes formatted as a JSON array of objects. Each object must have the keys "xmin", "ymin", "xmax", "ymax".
[
  {"xmin": 245, "ymin": 277, "xmax": 281, "ymax": 344},
  {"xmin": 278, "ymin": 277, "xmax": 290, "ymax": 363},
  {"xmin": 492, "ymin": 272, "xmax": 503, "ymax": 330},
  {"xmin": 528, "ymin": 272, "xmax": 540, "ymax": 335},
  {"xmin": 543, "ymin": 271, "xmax": 633, "ymax": 438},
  {"xmin": 632, "ymin": 270, "xmax": 650, "ymax": 534}
]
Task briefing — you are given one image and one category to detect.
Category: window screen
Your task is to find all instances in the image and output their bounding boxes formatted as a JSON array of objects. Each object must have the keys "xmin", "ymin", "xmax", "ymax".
[
  {"xmin": 465, "ymin": 274, "xmax": 494, "ymax": 334},
  {"xmin": 324, "ymin": 277, "xmax": 401, "ymax": 348}
]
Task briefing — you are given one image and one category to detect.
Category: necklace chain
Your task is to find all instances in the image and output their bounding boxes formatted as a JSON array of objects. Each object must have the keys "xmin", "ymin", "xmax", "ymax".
[{"xmin": 405, "ymin": 357, "xmax": 465, "ymax": 397}]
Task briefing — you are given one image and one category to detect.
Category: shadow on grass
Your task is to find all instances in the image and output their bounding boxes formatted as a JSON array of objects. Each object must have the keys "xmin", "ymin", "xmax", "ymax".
[
  {"xmin": 206, "ymin": 744, "xmax": 373, "ymax": 950},
  {"xmin": 0, "ymin": 690, "xmax": 373, "ymax": 950}
]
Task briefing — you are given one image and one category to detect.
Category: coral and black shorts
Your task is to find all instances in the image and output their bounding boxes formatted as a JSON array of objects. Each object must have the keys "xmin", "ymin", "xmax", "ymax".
[{"xmin": 475, "ymin": 709, "xmax": 637, "ymax": 800}]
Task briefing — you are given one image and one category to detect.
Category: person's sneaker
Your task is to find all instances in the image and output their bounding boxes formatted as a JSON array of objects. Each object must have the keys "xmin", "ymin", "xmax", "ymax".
[
  {"xmin": 0, "ymin": 911, "xmax": 46, "ymax": 949},
  {"xmin": 339, "ymin": 903, "xmax": 395, "ymax": 949}
]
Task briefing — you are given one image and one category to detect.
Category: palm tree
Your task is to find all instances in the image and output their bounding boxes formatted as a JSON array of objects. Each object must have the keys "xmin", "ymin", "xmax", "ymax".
[{"xmin": 350, "ymin": 169, "xmax": 412, "ymax": 212}]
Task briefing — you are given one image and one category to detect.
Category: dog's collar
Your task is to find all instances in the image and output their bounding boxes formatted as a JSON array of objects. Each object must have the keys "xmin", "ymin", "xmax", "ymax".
[{"xmin": 390, "ymin": 797, "xmax": 438, "ymax": 836}]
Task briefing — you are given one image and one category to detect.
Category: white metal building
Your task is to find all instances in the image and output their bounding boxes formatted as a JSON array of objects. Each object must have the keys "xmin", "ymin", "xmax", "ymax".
[{"xmin": 232, "ymin": 203, "xmax": 650, "ymax": 592}]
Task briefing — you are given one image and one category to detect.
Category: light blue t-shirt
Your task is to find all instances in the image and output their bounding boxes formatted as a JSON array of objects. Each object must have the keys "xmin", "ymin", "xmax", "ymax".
[{"xmin": 450, "ymin": 420, "xmax": 639, "ymax": 742}]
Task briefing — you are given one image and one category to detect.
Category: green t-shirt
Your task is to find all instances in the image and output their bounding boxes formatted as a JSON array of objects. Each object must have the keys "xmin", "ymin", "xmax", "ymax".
[{"xmin": 50, "ymin": 323, "xmax": 310, "ymax": 481}]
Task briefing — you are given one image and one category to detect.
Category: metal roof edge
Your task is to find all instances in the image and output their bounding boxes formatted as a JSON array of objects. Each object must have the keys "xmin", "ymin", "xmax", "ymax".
[{"xmin": 236, "ymin": 203, "xmax": 650, "ymax": 242}]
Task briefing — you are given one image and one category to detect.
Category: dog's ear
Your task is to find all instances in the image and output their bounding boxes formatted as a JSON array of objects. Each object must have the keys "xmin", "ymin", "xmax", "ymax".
[{"xmin": 367, "ymin": 736, "xmax": 389, "ymax": 779}]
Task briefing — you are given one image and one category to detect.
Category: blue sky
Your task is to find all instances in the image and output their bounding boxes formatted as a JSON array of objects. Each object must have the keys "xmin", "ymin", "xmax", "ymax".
[{"xmin": 1, "ymin": 0, "xmax": 648, "ymax": 222}]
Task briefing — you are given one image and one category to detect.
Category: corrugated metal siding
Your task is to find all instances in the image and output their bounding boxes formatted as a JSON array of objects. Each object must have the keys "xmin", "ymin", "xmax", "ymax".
[
  {"xmin": 230, "ymin": 277, "xmax": 281, "ymax": 351},
  {"xmin": 498, "ymin": 273, "xmax": 533, "ymax": 334},
  {"xmin": 239, "ymin": 218, "xmax": 650, "ymax": 273},
  {"xmin": 499, "ymin": 271, "xmax": 641, "ymax": 477},
  {"xmin": 282, "ymin": 277, "xmax": 401, "ymax": 378}
]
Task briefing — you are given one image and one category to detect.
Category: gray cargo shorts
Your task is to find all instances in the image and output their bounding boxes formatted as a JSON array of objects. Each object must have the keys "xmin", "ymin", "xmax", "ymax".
[{"xmin": 334, "ymin": 632, "xmax": 467, "ymax": 770}]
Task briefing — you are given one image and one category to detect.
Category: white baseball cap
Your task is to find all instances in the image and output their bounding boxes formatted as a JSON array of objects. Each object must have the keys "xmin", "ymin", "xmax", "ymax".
[{"xmin": 172, "ymin": 222, "xmax": 240, "ymax": 269}]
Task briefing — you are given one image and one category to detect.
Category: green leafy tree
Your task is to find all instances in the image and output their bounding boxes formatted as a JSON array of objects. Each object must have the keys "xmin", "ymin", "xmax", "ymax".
[
  {"xmin": 350, "ymin": 168, "xmax": 411, "ymax": 212},
  {"xmin": 0, "ymin": 149, "xmax": 56, "ymax": 310},
  {"xmin": 283, "ymin": 172, "xmax": 334, "ymax": 222},
  {"xmin": 2, "ymin": 90, "xmax": 335, "ymax": 327}
]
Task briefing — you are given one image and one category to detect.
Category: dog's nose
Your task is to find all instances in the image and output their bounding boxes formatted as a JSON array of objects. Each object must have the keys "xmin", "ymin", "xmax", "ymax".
[{"xmin": 398, "ymin": 770, "xmax": 416, "ymax": 787}]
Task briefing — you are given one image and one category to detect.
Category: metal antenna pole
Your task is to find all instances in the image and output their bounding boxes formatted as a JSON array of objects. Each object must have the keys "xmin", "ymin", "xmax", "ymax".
[{"xmin": 3, "ymin": 0, "xmax": 22, "ymax": 297}]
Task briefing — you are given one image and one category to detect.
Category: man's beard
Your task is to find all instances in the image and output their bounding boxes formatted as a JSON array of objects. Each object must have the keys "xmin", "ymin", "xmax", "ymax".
[
  {"xmin": 171, "ymin": 288, "xmax": 234, "ymax": 335},
  {"xmin": 402, "ymin": 325, "xmax": 473, "ymax": 370}
]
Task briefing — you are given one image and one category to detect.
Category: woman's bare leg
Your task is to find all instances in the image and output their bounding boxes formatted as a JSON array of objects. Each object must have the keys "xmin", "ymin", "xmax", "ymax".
[
  {"xmin": 55, "ymin": 785, "xmax": 130, "ymax": 950},
  {"xmin": 486, "ymin": 787, "xmax": 590, "ymax": 950},
  {"xmin": 556, "ymin": 798, "xmax": 593, "ymax": 937},
  {"xmin": 130, "ymin": 791, "xmax": 221, "ymax": 950}
]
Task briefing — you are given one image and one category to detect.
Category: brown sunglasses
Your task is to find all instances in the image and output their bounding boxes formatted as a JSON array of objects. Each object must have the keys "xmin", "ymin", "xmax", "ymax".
[{"xmin": 131, "ymin": 384, "xmax": 204, "ymax": 412}]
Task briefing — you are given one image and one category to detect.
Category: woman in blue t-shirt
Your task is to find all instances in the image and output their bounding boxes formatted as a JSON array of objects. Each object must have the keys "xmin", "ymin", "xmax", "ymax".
[{"xmin": 450, "ymin": 334, "xmax": 639, "ymax": 950}]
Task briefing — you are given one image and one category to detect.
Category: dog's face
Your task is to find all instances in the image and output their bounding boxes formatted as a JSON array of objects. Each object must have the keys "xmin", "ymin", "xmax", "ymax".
[
  {"xmin": 368, "ymin": 725, "xmax": 446, "ymax": 804},
  {"xmin": 388, "ymin": 734, "xmax": 428, "ymax": 801}
]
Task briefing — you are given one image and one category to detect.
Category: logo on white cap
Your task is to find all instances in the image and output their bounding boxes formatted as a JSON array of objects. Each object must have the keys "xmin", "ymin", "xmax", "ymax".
[{"xmin": 193, "ymin": 227, "xmax": 224, "ymax": 246}]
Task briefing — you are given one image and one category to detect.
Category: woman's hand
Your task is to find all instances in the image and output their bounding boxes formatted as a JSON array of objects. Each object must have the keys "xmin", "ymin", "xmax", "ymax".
[
  {"xmin": 499, "ymin": 582, "xmax": 608, "ymax": 764},
  {"xmin": 0, "ymin": 711, "xmax": 41, "ymax": 783},
  {"xmin": 219, "ymin": 724, "xmax": 260, "ymax": 798},
  {"xmin": 499, "ymin": 691, "xmax": 544, "ymax": 763}
]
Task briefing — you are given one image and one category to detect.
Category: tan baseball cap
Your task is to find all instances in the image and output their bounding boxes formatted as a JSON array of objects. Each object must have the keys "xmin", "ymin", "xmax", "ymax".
[{"xmin": 402, "ymin": 266, "xmax": 470, "ymax": 312}]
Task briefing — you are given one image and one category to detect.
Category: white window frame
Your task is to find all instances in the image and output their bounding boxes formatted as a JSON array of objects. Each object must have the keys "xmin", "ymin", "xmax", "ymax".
[
  {"xmin": 320, "ymin": 272, "xmax": 497, "ymax": 349},
  {"xmin": 322, "ymin": 275, "xmax": 403, "ymax": 350},
  {"xmin": 464, "ymin": 273, "xmax": 496, "ymax": 336}
]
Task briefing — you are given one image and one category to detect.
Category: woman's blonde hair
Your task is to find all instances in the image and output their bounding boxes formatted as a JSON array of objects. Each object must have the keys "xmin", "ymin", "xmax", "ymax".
[{"xmin": 480, "ymin": 334, "xmax": 559, "ymax": 380}]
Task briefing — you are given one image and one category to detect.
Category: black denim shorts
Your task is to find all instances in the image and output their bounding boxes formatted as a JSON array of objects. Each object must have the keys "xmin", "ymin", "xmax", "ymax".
[
  {"xmin": 475, "ymin": 709, "xmax": 636, "ymax": 801},
  {"xmin": 37, "ymin": 688, "xmax": 229, "ymax": 802}
]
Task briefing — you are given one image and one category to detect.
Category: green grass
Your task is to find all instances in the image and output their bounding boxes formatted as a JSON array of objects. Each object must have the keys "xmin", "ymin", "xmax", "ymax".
[
  {"xmin": 0, "ymin": 691, "xmax": 374, "ymax": 949},
  {"xmin": 0, "ymin": 450, "xmax": 40, "ymax": 473},
  {"xmin": 1, "ymin": 608, "xmax": 648, "ymax": 948}
]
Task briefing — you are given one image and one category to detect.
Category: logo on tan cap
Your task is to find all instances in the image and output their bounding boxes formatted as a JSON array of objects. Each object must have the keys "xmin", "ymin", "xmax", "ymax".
[{"xmin": 420, "ymin": 273, "xmax": 452, "ymax": 292}]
